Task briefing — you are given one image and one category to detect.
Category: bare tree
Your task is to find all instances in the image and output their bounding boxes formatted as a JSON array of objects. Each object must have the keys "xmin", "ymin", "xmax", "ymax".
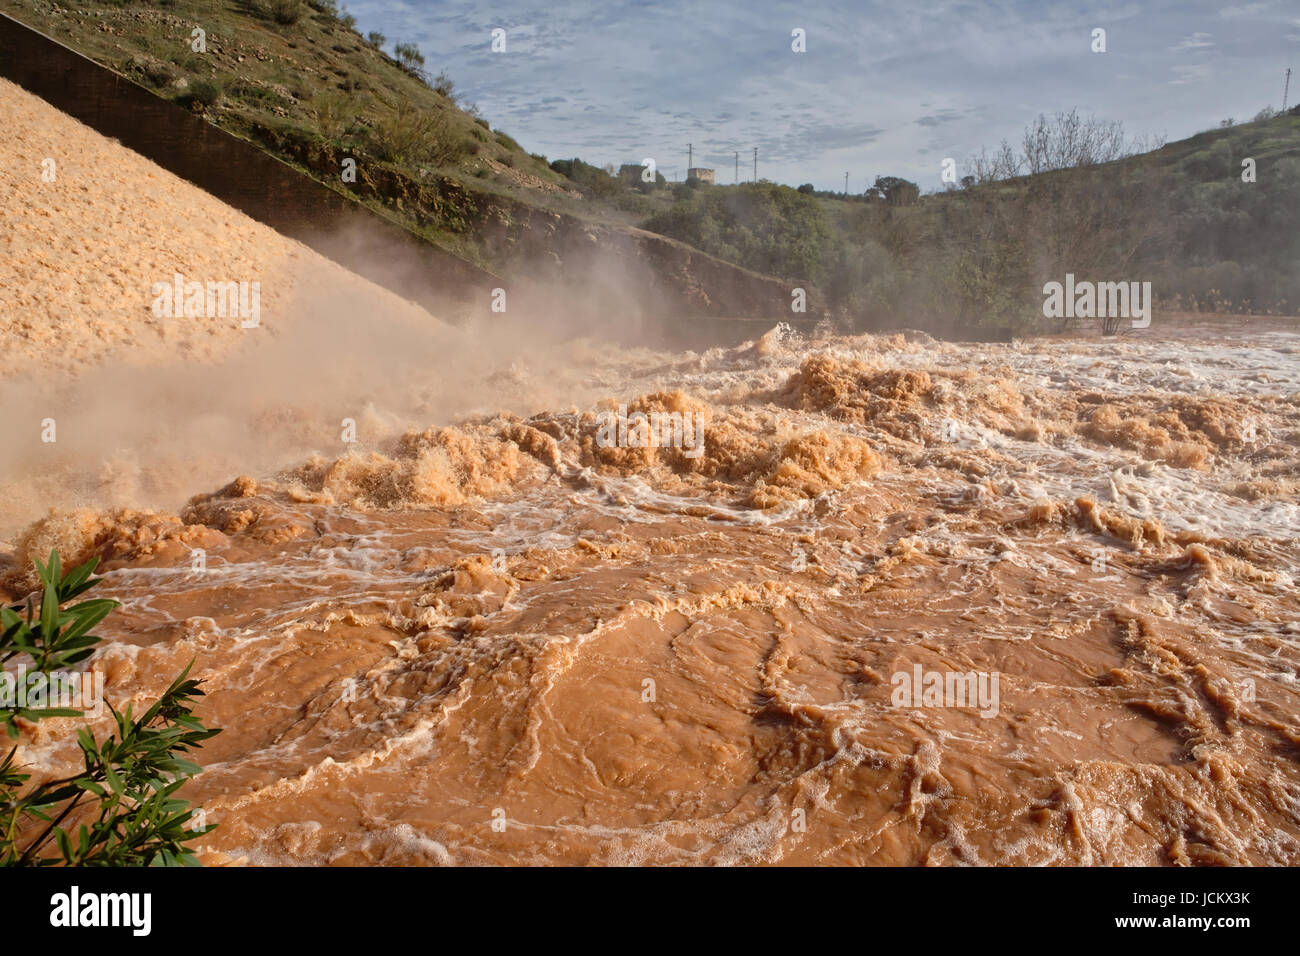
[
  {"xmin": 1022, "ymin": 109, "xmax": 1128, "ymax": 174},
  {"xmin": 966, "ymin": 109, "xmax": 1162, "ymax": 185},
  {"xmin": 968, "ymin": 138, "xmax": 1023, "ymax": 183}
]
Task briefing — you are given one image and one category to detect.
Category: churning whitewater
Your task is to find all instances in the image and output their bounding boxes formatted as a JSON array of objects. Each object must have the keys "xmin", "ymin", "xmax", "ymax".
[{"xmin": 6, "ymin": 322, "xmax": 1299, "ymax": 866}]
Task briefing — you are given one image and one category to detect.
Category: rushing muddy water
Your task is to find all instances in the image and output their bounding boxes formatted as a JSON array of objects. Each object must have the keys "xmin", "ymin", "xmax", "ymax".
[{"xmin": 4, "ymin": 322, "xmax": 1298, "ymax": 866}]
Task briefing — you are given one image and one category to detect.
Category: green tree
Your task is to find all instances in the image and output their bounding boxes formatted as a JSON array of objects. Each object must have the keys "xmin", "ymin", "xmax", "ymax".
[{"xmin": 872, "ymin": 176, "xmax": 920, "ymax": 206}]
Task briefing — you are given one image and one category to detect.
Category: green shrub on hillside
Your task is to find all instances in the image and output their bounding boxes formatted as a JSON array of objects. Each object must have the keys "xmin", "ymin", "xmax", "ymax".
[
  {"xmin": 394, "ymin": 42, "xmax": 424, "ymax": 72},
  {"xmin": 312, "ymin": 90, "xmax": 359, "ymax": 141},
  {"xmin": 368, "ymin": 102, "xmax": 469, "ymax": 167},
  {"xmin": 122, "ymin": 55, "xmax": 178, "ymax": 89},
  {"xmin": 268, "ymin": 0, "xmax": 301, "ymax": 24},
  {"xmin": 550, "ymin": 158, "xmax": 623, "ymax": 200},
  {"xmin": 431, "ymin": 71, "xmax": 456, "ymax": 101},
  {"xmin": 183, "ymin": 77, "xmax": 223, "ymax": 109}
]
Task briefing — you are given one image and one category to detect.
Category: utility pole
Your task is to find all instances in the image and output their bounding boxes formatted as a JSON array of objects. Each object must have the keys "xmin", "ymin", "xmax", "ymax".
[
  {"xmin": 753, "ymin": 147, "xmax": 757, "ymax": 182},
  {"xmin": 1284, "ymin": 68, "xmax": 1293, "ymax": 112},
  {"xmin": 844, "ymin": 171, "xmax": 849, "ymax": 195},
  {"xmin": 735, "ymin": 151, "xmax": 738, "ymax": 183},
  {"xmin": 688, "ymin": 143, "xmax": 692, "ymax": 176}
]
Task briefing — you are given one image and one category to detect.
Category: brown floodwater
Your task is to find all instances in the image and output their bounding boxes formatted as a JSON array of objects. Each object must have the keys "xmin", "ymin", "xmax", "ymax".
[{"xmin": 4, "ymin": 322, "xmax": 1298, "ymax": 866}]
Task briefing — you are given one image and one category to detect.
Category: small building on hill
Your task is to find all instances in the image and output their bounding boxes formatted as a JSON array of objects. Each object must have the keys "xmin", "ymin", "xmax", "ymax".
[{"xmin": 687, "ymin": 167, "xmax": 715, "ymax": 183}]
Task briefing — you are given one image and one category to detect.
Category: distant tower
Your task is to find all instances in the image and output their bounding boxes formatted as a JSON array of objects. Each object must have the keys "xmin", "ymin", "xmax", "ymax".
[
  {"xmin": 735, "ymin": 151, "xmax": 738, "ymax": 183},
  {"xmin": 688, "ymin": 143, "xmax": 692, "ymax": 172},
  {"xmin": 1285, "ymin": 68, "xmax": 1293, "ymax": 112},
  {"xmin": 752, "ymin": 147, "xmax": 757, "ymax": 182}
]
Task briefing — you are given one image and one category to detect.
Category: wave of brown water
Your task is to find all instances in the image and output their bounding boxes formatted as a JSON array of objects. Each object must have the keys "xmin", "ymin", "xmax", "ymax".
[{"xmin": 4, "ymin": 324, "xmax": 1300, "ymax": 866}]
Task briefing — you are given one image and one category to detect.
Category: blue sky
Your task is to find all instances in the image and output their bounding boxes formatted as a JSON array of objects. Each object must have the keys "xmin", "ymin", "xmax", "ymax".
[{"xmin": 344, "ymin": 0, "xmax": 1300, "ymax": 191}]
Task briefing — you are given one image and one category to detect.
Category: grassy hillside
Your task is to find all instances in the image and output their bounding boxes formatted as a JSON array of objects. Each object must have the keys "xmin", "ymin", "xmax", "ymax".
[{"xmin": 0, "ymin": 0, "xmax": 647, "ymax": 265}]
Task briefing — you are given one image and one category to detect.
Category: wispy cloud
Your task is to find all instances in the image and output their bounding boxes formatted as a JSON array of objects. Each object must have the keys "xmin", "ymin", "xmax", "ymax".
[
  {"xmin": 915, "ymin": 109, "xmax": 962, "ymax": 128},
  {"xmin": 1170, "ymin": 63, "xmax": 1214, "ymax": 85},
  {"xmin": 1219, "ymin": 2, "xmax": 1274, "ymax": 19},
  {"xmin": 1170, "ymin": 32, "xmax": 1214, "ymax": 50}
]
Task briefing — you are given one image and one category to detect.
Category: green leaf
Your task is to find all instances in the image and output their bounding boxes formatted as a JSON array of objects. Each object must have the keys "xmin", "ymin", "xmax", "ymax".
[
  {"xmin": 74, "ymin": 779, "xmax": 106, "ymax": 797},
  {"xmin": 58, "ymin": 557, "xmax": 101, "ymax": 601},
  {"xmin": 39, "ymin": 581, "xmax": 59, "ymax": 642},
  {"xmin": 19, "ymin": 708, "xmax": 82, "ymax": 720},
  {"xmin": 60, "ymin": 600, "xmax": 118, "ymax": 642}
]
